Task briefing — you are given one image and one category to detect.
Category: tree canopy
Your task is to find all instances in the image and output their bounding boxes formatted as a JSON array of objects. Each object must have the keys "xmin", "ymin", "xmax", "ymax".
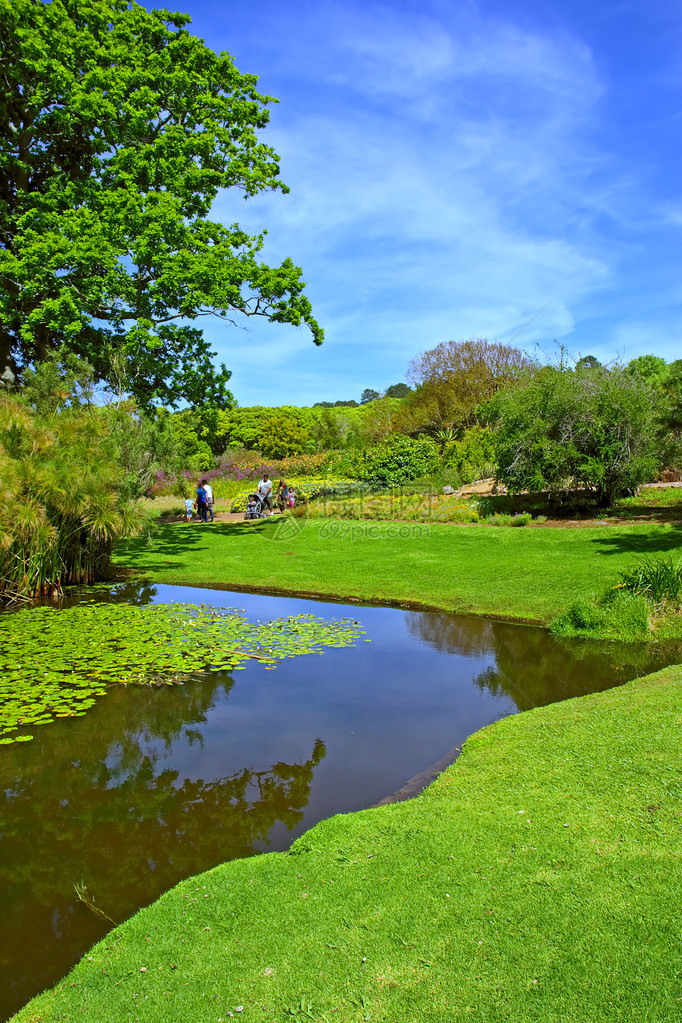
[
  {"xmin": 0, "ymin": 0, "xmax": 323, "ymax": 407},
  {"xmin": 383, "ymin": 382, "xmax": 411, "ymax": 399},
  {"xmin": 404, "ymin": 338, "xmax": 534, "ymax": 434},
  {"xmin": 360, "ymin": 388, "xmax": 380, "ymax": 404}
]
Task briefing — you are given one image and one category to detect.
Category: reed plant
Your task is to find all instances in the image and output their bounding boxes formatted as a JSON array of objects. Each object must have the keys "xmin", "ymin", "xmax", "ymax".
[
  {"xmin": 0, "ymin": 379, "xmax": 144, "ymax": 602},
  {"xmin": 617, "ymin": 555, "xmax": 682, "ymax": 611},
  {"xmin": 550, "ymin": 554, "xmax": 682, "ymax": 641}
]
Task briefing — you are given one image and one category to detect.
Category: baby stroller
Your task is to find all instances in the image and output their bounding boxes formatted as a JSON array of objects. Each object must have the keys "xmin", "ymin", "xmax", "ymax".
[{"xmin": 244, "ymin": 493, "xmax": 265, "ymax": 520}]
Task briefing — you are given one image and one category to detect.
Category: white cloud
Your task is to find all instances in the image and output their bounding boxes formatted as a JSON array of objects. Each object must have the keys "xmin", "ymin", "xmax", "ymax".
[{"xmin": 196, "ymin": 0, "xmax": 679, "ymax": 403}]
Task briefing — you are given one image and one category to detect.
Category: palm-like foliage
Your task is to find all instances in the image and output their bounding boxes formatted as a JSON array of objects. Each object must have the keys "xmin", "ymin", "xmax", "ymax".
[{"xmin": 0, "ymin": 381, "xmax": 145, "ymax": 601}]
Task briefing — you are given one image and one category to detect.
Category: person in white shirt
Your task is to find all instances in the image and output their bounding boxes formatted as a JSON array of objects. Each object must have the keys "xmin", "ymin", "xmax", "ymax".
[
  {"xmin": 201, "ymin": 479, "xmax": 214, "ymax": 521},
  {"xmin": 257, "ymin": 474, "xmax": 273, "ymax": 514}
]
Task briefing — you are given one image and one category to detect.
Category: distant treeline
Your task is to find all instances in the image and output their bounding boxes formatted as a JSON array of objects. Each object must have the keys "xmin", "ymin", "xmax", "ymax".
[
  {"xmin": 313, "ymin": 384, "xmax": 412, "ymax": 407},
  {"xmin": 172, "ymin": 398, "xmax": 407, "ymax": 464}
]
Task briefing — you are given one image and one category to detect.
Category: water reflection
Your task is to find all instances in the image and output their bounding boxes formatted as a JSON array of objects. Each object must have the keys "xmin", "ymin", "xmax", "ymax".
[
  {"xmin": 67, "ymin": 578, "xmax": 159, "ymax": 607},
  {"xmin": 406, "ymin": 610, "xmax": 680, "ymax": 711},
  {"xmin": 0, "ymin": 674, "xmax": 325, "ymax": 1018}
]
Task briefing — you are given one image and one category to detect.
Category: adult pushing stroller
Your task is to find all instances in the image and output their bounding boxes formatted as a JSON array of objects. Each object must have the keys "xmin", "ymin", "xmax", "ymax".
[{"xmin": 244, "ymin": 493, "xmax": 265, "ymax": 520}]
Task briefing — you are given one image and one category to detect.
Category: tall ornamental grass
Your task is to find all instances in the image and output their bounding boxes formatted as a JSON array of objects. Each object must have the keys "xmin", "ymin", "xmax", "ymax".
[
  {"xmin": 618, "ymin": 555, "xmax": 682, "ymax": 611},
  {"xmin": 0, "ymin": 388, "xmax": 143, "ymax": 602}
]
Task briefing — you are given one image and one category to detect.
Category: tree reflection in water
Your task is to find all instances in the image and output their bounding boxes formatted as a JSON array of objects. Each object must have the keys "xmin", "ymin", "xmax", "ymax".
[
  {"xmin": 0, "ymin": 671, "xmax": 325, "ymax": 1020},
  {"xmin": 405, "ymin": 611, "xmax": 682, "ymax": 712}
]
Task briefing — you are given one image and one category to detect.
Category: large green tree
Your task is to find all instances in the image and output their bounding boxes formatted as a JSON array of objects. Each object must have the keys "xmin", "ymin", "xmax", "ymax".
[{"xmin": 0, "ymin": 0, "xmax": 323, "ymax": 406}]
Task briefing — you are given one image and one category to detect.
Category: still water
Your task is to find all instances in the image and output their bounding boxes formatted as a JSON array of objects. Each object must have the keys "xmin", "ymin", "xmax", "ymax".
[{"xmin": 1, "ymin": 582, "xmax": 680, "ymax": 1020}]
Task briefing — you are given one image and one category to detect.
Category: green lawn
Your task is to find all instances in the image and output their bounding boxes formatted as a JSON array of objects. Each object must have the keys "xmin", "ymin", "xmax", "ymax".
[
  {"xmin": 113, "ymin": 517, "xmax": 682, "ymax": 625},
  {"xmin": 16, "ymin": 666, "xmax": 682, "ymax": 1023}
]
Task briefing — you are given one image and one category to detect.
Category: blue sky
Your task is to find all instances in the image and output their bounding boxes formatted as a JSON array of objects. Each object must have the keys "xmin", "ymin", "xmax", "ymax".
[{"xmin": 176, "ymin": 0, "xmax": 681, "ymax": 406}]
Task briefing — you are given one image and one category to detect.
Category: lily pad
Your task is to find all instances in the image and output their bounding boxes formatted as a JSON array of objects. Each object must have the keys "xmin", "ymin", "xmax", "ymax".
[{"xmin": 0, "ymin": 603, "xmax": 363, "ymax": 744}]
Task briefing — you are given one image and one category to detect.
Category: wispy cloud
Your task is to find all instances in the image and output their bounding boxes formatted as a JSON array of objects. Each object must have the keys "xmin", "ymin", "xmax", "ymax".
[{"xmin": 189, "ymin": 0, "xmax": 682, "ymax": 403}]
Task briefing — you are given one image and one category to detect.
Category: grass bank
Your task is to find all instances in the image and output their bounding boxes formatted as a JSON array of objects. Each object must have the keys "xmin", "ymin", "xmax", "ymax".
[
  {"xmin": 16, "ymin": 666, "xmax": 682, "ymax": 1023},
  {"xmin": 113, "ymin": 517, "xmax": 682, "ymax": 627}
]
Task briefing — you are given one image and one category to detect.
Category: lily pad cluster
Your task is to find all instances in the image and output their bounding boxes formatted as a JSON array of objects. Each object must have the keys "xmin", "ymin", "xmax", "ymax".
[{"xmin": 0, "ymin": 603, "xmax": 363, "ymax": 744}]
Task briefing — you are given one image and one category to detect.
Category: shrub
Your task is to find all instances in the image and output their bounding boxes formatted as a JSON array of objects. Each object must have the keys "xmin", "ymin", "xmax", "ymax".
[
  {"xmin": 491, "ymin": 363, "xmax": 660, "ymax": 505},
  {"xmin": 551, "ymin": 591, "xmax": 650, "ymax": 641},
  {"xmin": 442, "ymin": 425, "xmax": 497, "ymax": 484},
  {"xmin": 348, "ymin": 434, "xmax": 439, "ymax": 487},
  {"xmin": 551, "ymin": 599, "xmax": 606, "ymax": 635},
  {"xmin": 484, "ymin": 512, "xmax": 532, "ymax": 527}
]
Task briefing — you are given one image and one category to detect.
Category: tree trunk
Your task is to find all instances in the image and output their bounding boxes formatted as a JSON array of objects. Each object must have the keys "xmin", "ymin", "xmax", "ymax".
[{"xmin": 0, "ymin": 331, "xmax": 17, "ymax": 387}]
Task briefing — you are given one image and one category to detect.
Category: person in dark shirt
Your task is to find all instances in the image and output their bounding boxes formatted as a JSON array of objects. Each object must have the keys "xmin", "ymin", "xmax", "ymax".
[{"xmin": 195, "ymin": 481, "xmax": 208, "ymax": 522}]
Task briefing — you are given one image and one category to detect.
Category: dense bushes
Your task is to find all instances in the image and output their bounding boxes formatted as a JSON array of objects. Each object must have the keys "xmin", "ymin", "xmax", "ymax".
[
  {"xmin": 491, "ymin": 364, "xmax": 660, "ymax": 505},
  {"xmin": 181, "ymin": 399, "xmax": 406, "ymax": 456},
  {"xmin": 442, "ymin": 425, "xmax": 496, "ymax": 484},
  {"xmin": 346, "ymin": 434, "xmax": 439, "ymax": 487},
  {"xmin": 258, "ymin": 415, "xmax": 310, "ymax": 458}
]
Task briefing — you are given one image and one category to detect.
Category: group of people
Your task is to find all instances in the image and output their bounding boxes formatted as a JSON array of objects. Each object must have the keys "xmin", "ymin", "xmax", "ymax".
[
  {"xmin": 256, "ymin": 474, "xmax": 295, "ymax": 515},
  {"xmin": 184, "ymin": 479, "xmax": 214, "ymax": 522},
  {"xmin": 184, "ymin": 474, "xmax": 295, "ymax": 523}
]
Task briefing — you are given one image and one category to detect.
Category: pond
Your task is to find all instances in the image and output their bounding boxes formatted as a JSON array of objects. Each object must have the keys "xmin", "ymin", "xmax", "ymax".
[{"xmin": 2, "ymin": 582, "xmax": 681, "ymax": 1021}]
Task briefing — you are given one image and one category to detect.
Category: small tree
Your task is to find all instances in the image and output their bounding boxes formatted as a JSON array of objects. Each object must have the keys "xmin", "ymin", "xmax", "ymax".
[
  {"xmin": 625, "ymin": 355, "xmax": 667, "ymax": 383},
  {"xmin": 575, "ymin": 355, "xmax": 602, "ymax": 370},
  {"xmin": 384, "ymin": 382, "xmax": 411, "ymax": 399},
  {"xmin": 491, "ymin": 364, "xmax": 660, "ymax": 505},
  {"xmin": 360, "ymin": 388, "xmax": 380, "ymax": 404}
]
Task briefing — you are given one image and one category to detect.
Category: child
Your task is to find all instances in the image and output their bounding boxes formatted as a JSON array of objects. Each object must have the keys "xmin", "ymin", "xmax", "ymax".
[
  {"xmin": 245, "ymin": 494, "xmax": 259, "ymax": 519},
  {"xmin": 276, "ymin": 478, "xmax": 289, "ymax": 513},
  {"xmin": 184, "ymin": 497, "xmax": 193, "ymax": 522}
]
